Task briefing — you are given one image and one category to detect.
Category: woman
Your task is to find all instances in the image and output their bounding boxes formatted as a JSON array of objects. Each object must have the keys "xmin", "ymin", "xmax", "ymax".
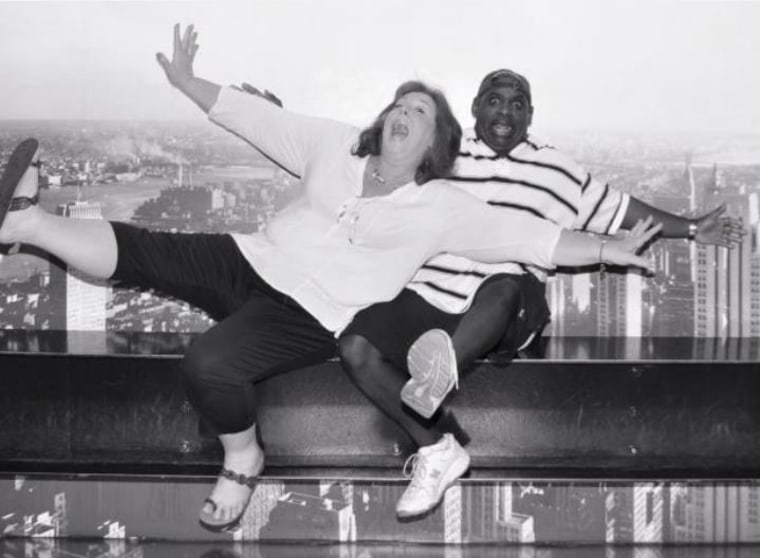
[{"xmin": 0, "ymin": 24, "xmax": 660, "ymax": 531}]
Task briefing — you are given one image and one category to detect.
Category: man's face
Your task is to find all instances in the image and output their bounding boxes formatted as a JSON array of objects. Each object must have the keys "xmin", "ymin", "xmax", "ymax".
[{"xmin": 472, "ymin": 85, "xmax": 533, "ymax": 155}]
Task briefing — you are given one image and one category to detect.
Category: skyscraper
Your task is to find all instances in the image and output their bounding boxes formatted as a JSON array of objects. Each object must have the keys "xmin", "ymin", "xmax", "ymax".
[
  {"xmin": 238, "ymin": 480, "xmax": 286, "ymax": 541},
  {"xmin": 633, "ymin": 483, "xmax": 666, "ymax": 543},
  {"xmin": 648, "ymin": 188, "xmax": 696, "ymax": 336},
  {"xmin": 693, "ymin": 171, "xmax": 760, "ymax": 337},
  {"xmin": 676, "ymin": 484, "xmax": 760, "ymax": 543},
  {"xmin": 456, "ymin": 483, "xmax": 534, "ymax": 543},
  {"xmin": 546, "ymin": 270, "xmax": 596, "ymax": 337},
  {"xmin": 595, "ymin": 271, "xmax": 643, "ymax": 337},
  {"xmin": 49, "ymin": 201, "xmax": 109, "ymax": 331}
]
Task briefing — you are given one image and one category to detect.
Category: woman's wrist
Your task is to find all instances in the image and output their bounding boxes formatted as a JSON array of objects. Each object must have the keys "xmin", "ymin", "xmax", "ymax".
[
  {"xmin": 172, "ymin": 73, "xmax": 195, "ymax": 93},
  {"xmin": 599, "ymin": 239, "xmax": 608, "ymax": 272}
]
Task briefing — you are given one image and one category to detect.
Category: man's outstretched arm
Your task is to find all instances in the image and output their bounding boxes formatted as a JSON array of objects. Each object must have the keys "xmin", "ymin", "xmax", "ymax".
[{"xmin": 621, "ymin": 196, "xmax": 745, "ymax": 248}]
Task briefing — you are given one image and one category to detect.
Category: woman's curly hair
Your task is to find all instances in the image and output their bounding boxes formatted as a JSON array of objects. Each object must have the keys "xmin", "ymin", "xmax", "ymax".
[{"xmin": 352, "ymin": 81, "xmax": 462, "ymax": 185}]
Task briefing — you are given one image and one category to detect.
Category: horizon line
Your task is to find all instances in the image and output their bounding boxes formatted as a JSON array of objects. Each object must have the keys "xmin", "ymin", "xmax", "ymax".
[{"xmin": 2, "ymin": 118, "xmax": 760, "ymax": 138}]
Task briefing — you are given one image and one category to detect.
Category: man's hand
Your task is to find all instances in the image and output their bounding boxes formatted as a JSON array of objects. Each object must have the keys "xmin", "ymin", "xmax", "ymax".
[
  {"xmin": 233, "ymin": 82, "xmax": 283, "ymax": 108},
  {"xmin": 156, "ymin": 23, "xmax": 199, "ymax": 90},
  {"xmin": 693, "ymin": 204, "xmax": 746, "ymax": 248}
]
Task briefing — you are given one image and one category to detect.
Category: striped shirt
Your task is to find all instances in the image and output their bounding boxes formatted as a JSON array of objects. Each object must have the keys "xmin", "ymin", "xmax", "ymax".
[{"xmin": 407, "ymin": 129, "xmax": 630, "ymax": 314}]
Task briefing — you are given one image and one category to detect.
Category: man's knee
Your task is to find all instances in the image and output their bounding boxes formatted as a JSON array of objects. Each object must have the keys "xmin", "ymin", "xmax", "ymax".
[
  {"xmin": 338, "ymin": 334, "xmax": 382, "ymax": 377},
  {"xmin": 475, "ymin": 276, "xmax": 522, "ymax": 315}
]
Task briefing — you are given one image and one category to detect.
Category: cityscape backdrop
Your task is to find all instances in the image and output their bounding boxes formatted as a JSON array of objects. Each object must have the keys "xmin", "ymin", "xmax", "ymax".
[
  {"xmin": 1, "ymin": 1, "xmax": 760, "ymax": 337},
  {"xmin": 4, "ymin": 475, "xmax": 760, "ymax": 547}
]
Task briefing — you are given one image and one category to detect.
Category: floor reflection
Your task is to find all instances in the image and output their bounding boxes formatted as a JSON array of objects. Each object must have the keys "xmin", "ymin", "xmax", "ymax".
[
  {"xmin": 2, "ymin": 330, "xmax": 759, "ymax": 361},
  {"xmin": 3, "ymin": 540, "xmax": 760, "ymax": 558}
]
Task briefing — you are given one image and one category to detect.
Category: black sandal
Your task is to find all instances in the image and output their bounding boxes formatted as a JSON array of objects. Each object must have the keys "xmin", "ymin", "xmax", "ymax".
[
  {"xmin": 0, "ymin": 138, "xmax": 40, "ymax": 225},
  {"xmin": 0, "ymin": 138, "xmax": 40, "ymax": 254},
  {"xmin": 198, "ymin": 466, "xmax": 261, "ymax": 532}
]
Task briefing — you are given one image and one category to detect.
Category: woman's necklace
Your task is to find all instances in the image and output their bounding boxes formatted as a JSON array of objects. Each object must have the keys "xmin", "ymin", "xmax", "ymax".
[
  {"xmin": 368, "ymin": 157, "xmax": 414, "ymax": 189},
  {"xmin": 370, "ymin": 166, "xmax": 387, "ymax": 184}
]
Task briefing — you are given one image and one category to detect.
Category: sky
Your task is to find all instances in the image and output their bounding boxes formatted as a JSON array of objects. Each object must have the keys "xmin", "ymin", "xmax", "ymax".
[{"xmin": 1, "ymin": 0, "xmax": 759, "ymax": 134}]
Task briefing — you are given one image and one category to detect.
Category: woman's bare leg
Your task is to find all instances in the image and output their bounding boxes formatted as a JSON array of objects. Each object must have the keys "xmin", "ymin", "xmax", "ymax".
[
  {"xmin": 0, "ymin": 147, "xmax": 118, "ymax": 278},
  {"xmin": 203, "ymin": 423, "xmax": 266, "ymax": 523}
]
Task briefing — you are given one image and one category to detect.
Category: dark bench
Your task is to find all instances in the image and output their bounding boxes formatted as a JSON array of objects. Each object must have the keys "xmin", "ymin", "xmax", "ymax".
[{"xmin": 1, "ymin": 330, "xmax": 759, "ymax": 478}]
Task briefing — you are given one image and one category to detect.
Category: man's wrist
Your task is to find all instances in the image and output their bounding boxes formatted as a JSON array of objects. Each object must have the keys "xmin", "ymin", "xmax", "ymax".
[{"xmin": 687, "ymin": 219, "xmax": 698, "ymax": 241}]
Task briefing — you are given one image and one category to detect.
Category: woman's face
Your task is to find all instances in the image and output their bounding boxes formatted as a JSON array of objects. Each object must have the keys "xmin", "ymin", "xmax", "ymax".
[{"xmin": 381, "ymin": 91, "xmax": 437, "ymax": 164}]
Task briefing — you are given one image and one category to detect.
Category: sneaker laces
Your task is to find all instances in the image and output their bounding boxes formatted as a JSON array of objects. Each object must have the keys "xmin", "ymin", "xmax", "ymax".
[{"xmin": 402, "ymin": 453, "xmax": 435, "ymax": 498}]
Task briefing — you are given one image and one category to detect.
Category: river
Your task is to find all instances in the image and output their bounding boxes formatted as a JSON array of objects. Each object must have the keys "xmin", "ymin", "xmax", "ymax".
[{"xmin": 0, "ymin": 165, "xmax": 276, "ymax": 280}]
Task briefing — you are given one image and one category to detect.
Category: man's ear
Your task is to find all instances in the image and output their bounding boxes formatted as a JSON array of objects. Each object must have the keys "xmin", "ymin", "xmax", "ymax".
[
  {"xmin": 470, "ymin": 96, "xmax": 480, "ymax": 119},
  {"xmin": 527, "ymin": 104, "xmax": 534, "ymax": 127}
]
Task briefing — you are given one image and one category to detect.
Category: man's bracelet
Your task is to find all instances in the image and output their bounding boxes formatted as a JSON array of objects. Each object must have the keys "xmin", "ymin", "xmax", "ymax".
[{"xmin": 688, "ymin": 221, "xmax": 698, "ymax": 241}]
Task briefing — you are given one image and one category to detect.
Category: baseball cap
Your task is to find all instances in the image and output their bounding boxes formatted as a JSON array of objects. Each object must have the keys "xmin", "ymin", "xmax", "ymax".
[{"xmin": 476, "ymin": 69, "xmax": 531, "ymax": 103}]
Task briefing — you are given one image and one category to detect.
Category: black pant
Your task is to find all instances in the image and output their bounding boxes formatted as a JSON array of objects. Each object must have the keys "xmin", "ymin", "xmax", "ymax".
[{"xmin": 110, "ymin": 222, "xmax": 337, "ymax": 434}]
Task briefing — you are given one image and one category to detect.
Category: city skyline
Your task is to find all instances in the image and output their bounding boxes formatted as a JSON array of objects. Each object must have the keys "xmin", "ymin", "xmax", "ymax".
[
  {"xmin": 1, "ymin": 1, "xmax": 760, "ymax": 138},
  {"xmin": 1, "ymin": 117, "xmax": 758, "ymax": 337},
  {"xmin": 5, "ymin": 476, "xmax": 760, "ymax": 546}
]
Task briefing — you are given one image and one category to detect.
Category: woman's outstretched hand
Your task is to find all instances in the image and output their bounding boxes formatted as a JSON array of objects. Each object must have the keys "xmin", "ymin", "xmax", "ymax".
[
  {"xmin": 156, "ymin": 23, "xmax": 198, "ymax": 90},
  {"xmin": 602, "ymin": 216, "xmax": 662, "ymax": 274}
]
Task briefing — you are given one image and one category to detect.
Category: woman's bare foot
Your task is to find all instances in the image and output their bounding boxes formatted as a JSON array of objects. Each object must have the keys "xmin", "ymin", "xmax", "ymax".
[
  {"xmin": 202, "ymin": 447, "xmax": 265, "ymax": 524},
  {"xmin": 199, "ymin": 424, "xmax": 265, "ymax": 530}
]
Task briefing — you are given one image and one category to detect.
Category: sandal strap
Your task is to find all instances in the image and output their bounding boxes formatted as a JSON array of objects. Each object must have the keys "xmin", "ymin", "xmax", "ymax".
[
  {"xmin": 9, "ymin": 194, "xmax": 38, "ymax": 212},
  {"xmin": 220, "ymin": 467, "xmax": 258, "ymax": 489}
]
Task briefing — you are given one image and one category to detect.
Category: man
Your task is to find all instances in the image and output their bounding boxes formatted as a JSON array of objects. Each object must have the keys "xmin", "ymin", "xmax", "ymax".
[
  {"xmin": 402, "ymin": 69, "xmax": 744, "ymax": 413},
  {"xmin": 337, "ymin": 69, "xmax": 745, "ymax": 519}
]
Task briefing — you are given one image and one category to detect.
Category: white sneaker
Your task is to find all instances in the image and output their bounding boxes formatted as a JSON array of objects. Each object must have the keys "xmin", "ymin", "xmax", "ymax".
[
  {"xmin": 401, "ymin": 329, "xmax": 458, "ymax": 419},
  {"xmin": 396, "ymin": 433, "xmax": 470, "ymax": 518}
]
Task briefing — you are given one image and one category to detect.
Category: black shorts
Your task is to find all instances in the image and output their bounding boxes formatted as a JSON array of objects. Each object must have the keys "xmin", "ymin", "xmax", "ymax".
[
  {"xmin": 487, "ymin": 272, "xmax": 550, "ymax": 360},
  {"xmin": 342, "ymin": 272, "xmax": 550, "ymax": 369},
  {"xmin": 342, "ymin": 288, "xmax": 462, "ymax": 369}
]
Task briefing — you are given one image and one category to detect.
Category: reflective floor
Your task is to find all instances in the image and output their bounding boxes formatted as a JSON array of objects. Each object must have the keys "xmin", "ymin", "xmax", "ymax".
[
  {"xmin": 2, "ymin": 540, "xmax": 760, "ymax": 558},
  {"xmin": 2, "ymin": 330, "xmax": 759, "ymax": 362}
]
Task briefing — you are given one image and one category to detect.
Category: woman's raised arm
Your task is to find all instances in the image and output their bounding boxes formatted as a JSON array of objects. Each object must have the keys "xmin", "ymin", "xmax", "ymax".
[{"xmin": 156, "ymin": 23, "xmax": 221, "ymax": 113}]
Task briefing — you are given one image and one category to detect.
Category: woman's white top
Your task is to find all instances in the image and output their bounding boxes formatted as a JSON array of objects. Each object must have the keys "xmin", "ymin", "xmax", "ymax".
[{"xmin": 208, "ymin": 87, "xmax": 561, "ymax": 334}]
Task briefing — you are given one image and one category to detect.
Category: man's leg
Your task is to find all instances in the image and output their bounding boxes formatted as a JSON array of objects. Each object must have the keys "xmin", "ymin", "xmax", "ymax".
[
  {"xmin": 339, "ymin": 290, "xmax": 470, "ymax": 518},
  {"xmin": 451, "ymin": 274, "xmax": 523, "ymax": 369},
  {"xmin": 402, "ymin": 275, "xmax": 521, "ymax": 416},
  {"xmin": 404, "ymin": 273, "xmax": 549, "ymax": 417},
  {"xmin": 339, "ymin": 334, "xmax": 447, "ymax": 449}
]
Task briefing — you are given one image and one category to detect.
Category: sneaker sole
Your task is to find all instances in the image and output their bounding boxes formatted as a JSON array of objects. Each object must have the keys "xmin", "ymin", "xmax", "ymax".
[
  {"xmin": 396, "ymin": 450, "xmax": 471, "ymax": 519},
  {"xmin": 402, "ymin": 329, "xmax": 457, "ymax": 418}
]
